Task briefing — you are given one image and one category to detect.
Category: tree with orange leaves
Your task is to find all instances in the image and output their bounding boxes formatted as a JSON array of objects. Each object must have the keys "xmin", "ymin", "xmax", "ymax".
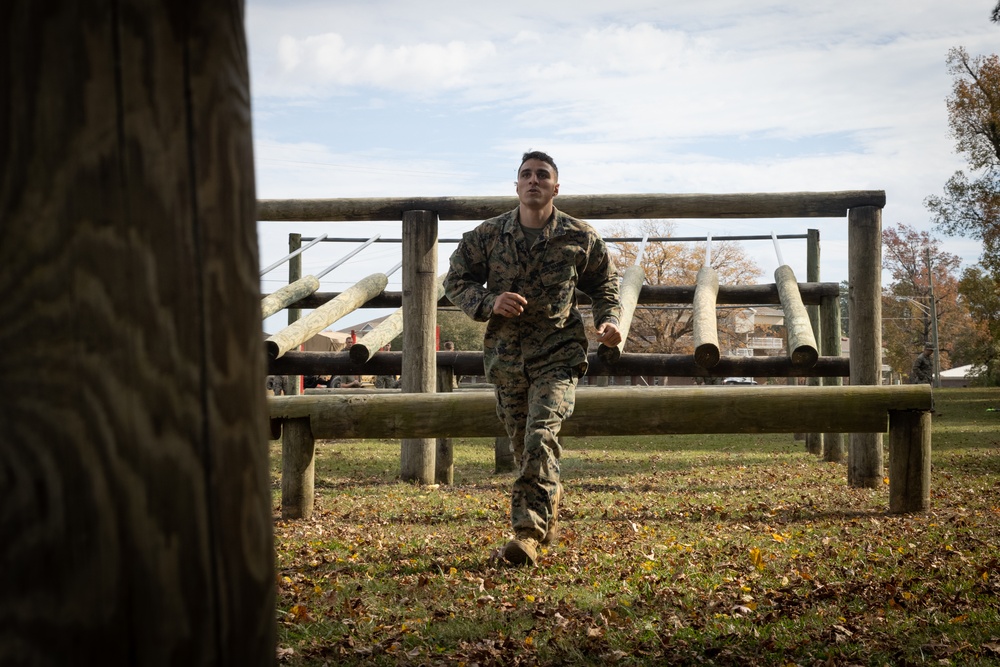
[
  {"xmin": 603, "ymin": 220, "xmax": 762, "ymax": 354},
  {"xmin": 881, "ymin": 223, "xmax": 973, "ymax": 380}
]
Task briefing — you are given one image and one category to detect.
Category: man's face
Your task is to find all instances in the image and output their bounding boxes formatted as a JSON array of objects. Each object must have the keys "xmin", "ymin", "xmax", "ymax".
[{"xmin": 516, "ymin": 159, "xmax": 559, "ymax": 207}]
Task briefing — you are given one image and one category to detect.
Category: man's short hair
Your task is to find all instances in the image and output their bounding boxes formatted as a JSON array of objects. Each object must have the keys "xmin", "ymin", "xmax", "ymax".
[{"xmin": 519, "ymin": 150, "xmax": 558, "ymax": 178}]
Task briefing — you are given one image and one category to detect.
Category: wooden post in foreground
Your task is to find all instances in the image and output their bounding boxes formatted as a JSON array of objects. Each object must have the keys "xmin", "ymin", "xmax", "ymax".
[
  {"xmin": 1, "ymin": 1, "xmax": 275, "ymax": 663},
  {"xmin": 401, "ymin": 210, "xmax": 438, "ymax": 483},
  {"xmin": 848, "ymin": 206, "xmax": 884, "ymax": 488},
  {"xmin": 888, "ymin": 410, "xmax": 931, "ymax": 513}
]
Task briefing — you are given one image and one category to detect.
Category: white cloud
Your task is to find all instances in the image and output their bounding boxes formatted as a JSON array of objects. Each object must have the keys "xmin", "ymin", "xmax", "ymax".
[{"xmin": 246, "ymin": 0, "xmax": 997, "ymax": 283}]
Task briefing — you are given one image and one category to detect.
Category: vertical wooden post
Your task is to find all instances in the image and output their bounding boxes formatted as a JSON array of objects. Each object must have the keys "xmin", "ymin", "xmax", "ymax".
[
  {"xmin": 281, "ymin": 418, "xmax": 315, "ymax": 519},
  {"xmin": 401, "ymin": 210, "xmax": 438, "ymax": 483},
  {"xmin": 821, "ymin": 293, "xmax": 846, "ymax": 463},
  {"xmin": 805, "ymin": 229, "xmax": 823, "ymax": 455},
  {"xmin": 888, "ymin": 410, "xmax": 931, "ymax": 513},
  {"xmin": 436, "ymin": 365, "xmax": 455, "ymax": 485},
  {"xmin": 1, "ymin": 0, "xmax": 275, "ymax": 662},
  {"xmin": 848, "ymin": 206, "xmax": 884, "ymax": 487},
  {"xmin": 287, "ymin": 233, "xmax": 303, "ymax": 395}
]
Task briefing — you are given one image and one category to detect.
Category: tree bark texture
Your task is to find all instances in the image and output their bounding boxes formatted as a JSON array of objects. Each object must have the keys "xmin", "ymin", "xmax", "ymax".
[{"xmin": 0, "ymin": 1, "xmax": 275, "ymax": 664}]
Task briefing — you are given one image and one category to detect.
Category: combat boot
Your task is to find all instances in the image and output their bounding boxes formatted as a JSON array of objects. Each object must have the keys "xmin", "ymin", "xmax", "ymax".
[
  {"xmin": 541, "ymin": 482, "xmax": 563, "ymax": 546},
  {"xmin": 502, "ymin": 535, "xmax": 540, "ymax": 566}
]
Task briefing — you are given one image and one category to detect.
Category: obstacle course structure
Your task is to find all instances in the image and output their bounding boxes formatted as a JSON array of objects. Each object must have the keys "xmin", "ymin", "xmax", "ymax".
[{"xmin": 258, "ymin": 190, "xmax": 920, "ymax": 519}]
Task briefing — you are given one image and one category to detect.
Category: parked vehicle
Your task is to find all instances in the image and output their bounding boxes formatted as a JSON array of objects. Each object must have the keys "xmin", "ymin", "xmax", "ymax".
[{"xmin": 723, "ymin": 377, "xmax": 758, "ymax": 385}]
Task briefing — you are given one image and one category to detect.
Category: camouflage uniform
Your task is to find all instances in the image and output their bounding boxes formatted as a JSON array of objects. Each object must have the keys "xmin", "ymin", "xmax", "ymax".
[
  {"xmin": 445, "ymin": 207, "xmax": 620, "ymax": 541},
  {"xmin": 911, "ymin": 352, "xmax": 934, "ymax": 384}
]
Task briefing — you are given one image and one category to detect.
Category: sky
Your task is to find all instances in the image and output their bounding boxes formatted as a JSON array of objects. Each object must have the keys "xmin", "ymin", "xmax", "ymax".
[{"xmin": 246, "ymin": 0, "xmax": 998, "ymax": 334}]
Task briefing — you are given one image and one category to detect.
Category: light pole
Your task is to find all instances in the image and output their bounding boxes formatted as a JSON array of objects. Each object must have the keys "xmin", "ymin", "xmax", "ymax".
[{"xmin": 925, "ymin": 247, "xmax": 941, "ymax": 388}]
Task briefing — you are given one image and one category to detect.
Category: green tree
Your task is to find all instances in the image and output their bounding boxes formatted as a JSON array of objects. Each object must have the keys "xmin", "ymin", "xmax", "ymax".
[
  {"xmin": 925, "ymin": 47, "xmax": 1000, "ymax": 380},
  {"xmin": 603, "ymin": 220, "xmax": 762, "ymax": 354},
  {"xmin": 957, "ymin": 266, "xmax": 1000, "ymax": 384},
  {"xmin": 388, "ymin": 310, "xmax": 486, "ymax": 352},
  {"xmin": 436, "ymin": 310, "xmax": 486, "ymax": 351},
  {"xmin": 925, "ymin": 47, "xmax": 1000, "ymax": 273}
]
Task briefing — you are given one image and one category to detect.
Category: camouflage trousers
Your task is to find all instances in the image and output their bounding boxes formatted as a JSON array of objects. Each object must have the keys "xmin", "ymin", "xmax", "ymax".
[{"xmin": 494, "ymin": 366, "xmax": 578, "ymax": 541}]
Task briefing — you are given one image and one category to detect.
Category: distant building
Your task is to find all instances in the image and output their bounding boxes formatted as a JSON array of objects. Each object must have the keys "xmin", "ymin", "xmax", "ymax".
[{"xmin": 939, "ymin": 364, "xmax": 982, "ymax": 388}]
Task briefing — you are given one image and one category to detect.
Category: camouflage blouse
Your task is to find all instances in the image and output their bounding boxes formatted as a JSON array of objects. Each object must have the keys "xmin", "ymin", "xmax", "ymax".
[{"xmin": 444, "ymin": 207, "xmax": 621, "ymax": 380}]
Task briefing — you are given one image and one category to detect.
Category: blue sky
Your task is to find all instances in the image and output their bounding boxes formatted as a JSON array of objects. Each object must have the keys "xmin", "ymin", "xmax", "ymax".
[{"xmin": 247, "ymin": 0, "xmax": 997, "ymax": 333}]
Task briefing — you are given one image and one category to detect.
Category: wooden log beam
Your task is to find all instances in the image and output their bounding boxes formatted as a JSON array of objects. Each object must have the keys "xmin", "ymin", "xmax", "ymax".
[
  {"xmin": 265, "ymin": 272, "xmax": 388, "ymax": 359},
  {"xmin": 258, "ymin": 191, "xmax": 886, "ymax": 222},
  {"xmin": 269, "ymin": 385, "xmax": 931, "ymax": 439},
  {"xmin": 261, "ymin": 275, "xmax": 320, "ymax": 319},
  {"xmin": 269, "ymin": 350, "xmax": 852, "ymax": 378},
  {"xmin": 350, "ymin": 272, "xmax": 447, "ymax": 364},
  {"xmin": 598, "ymin": 264, "xmax": 644, "ymax": 363},
  {"xmin": 692, "ymin": 266, "xmax": 721, "ymax": 368},
  {"xmin": 775, "ymin": 265, "xmax": 819, "ymax": 367},
  {"xmin": 280, "ymin": 281, "xmax": 842, "ymax": 310}
]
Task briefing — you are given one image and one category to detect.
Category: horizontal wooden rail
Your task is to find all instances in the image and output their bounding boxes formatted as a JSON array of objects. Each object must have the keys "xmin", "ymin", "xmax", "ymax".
[
  {"xmin": 258, "ymin": 191, "xmax": 886, "ymax": 222},
  {"xmin": 277, "ymin": 282, "xmax": 842, "ymax": 310},
  {"xmin": 268, "ymin": 351, "xmax": 851, "ymax": 378},
  {"xmin": 268, "ymin": 385, "xmax": 932, "ymax": 439}
]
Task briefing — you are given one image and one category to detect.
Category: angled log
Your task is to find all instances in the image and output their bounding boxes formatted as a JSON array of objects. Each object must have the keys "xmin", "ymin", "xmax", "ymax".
[
  {"xmin": 598, "ymin": 264, "xmax": 644, "ymax": 363},
  {"xmin": 775, "ymin": 265, "xmax": 818, "ymax": 367},
  {"xmin": 692, "ymin": 265, "xmax": 721, "ymax": 368},
  {"xmin": 350, "ymin": 272, "xmax": 447, "ymax": 364},
  {"xmin": 261, "ymin": 275, "xmax": 320, "ymax": 319},
  {"xmin": 265, "ymin": 272, "xmax": 388, "ymax": 360}
]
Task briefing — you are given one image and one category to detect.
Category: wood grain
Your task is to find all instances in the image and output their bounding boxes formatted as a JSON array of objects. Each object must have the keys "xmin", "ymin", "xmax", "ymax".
[{"xmin": 0, "ymin": 1, "xmax": 274, "ymax": 663}]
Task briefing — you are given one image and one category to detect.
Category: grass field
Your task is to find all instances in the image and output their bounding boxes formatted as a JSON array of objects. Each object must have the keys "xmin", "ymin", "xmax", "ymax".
[{"xmin": 271, "ymin": 388, "xmax": 1000, "ymax": 666}]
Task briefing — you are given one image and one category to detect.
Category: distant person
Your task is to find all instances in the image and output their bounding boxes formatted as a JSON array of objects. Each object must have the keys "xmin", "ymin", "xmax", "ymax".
[
  {"xmin": 340, "ymin": 338, "xmax": 363, "ymax": 388},
  {"xmin": 375, "ymin": 343, "xmax": 400, "ymax": 389},
  {"xmin": 911, "ymin": 344, "xmax": 935, "ymax": 384},
  {"xmin": 445, "ymin": 150, "xmax": 622, "ymax": 567}
]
